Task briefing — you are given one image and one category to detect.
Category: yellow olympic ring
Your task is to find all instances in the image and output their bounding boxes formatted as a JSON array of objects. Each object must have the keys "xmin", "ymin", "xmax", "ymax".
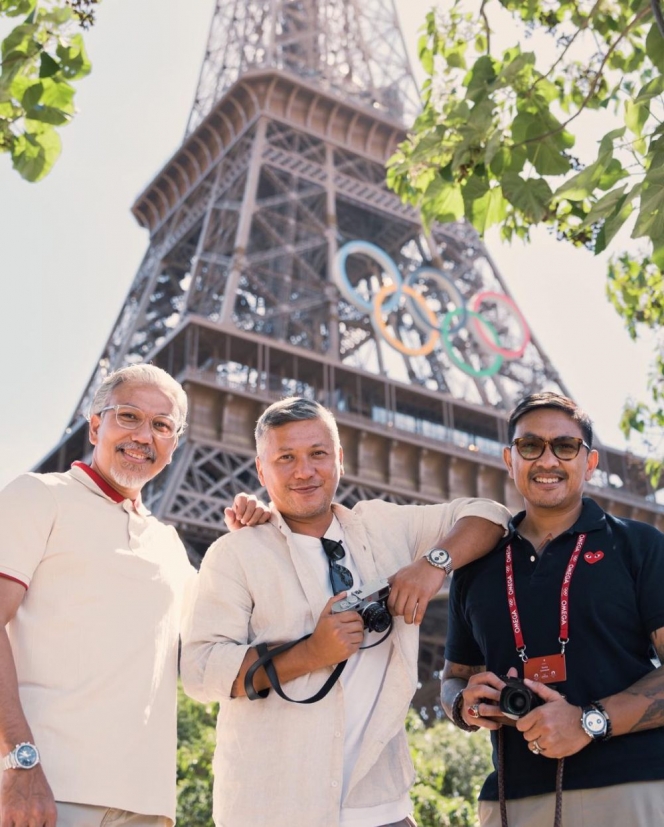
[{"xmin": 373, "ymin": 283, "xmax": 440, "ymax": 357}]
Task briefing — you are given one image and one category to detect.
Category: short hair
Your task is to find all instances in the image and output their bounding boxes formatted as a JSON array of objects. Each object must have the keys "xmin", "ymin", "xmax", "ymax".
[
  {"xmin": 90, "ymin": 364, "xmax": 188, "ymax": 428},
  {"xmin": 507, "ymin": 392, "xmax": 593, "ymax": 447},
  {"xmin": 255, "ymin": 397, "xmax": 340, "ymax": 452}
]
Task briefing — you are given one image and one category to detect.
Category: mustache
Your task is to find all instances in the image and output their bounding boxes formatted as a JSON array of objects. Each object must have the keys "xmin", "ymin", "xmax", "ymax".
[{"xmin": 116, "ymin": 441, "xmax": 156, "ymax": 462}]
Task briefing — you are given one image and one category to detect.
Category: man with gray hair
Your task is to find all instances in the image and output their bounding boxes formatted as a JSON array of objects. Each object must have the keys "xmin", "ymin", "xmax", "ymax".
[
  {"xmin": 0, "ymin": 365, "xmax": 194, "ymax": 827},
  {"xmin": 182, "ymin": 396, "xmax": 512, "ymax": 827}
]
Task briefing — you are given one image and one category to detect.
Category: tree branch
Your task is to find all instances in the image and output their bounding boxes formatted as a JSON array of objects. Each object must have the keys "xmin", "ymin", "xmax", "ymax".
[
  {"xmin": 480, "ymin": 0, "xmax": 491, "ymax": 54},
  {"xmin": 515, "ymin": 5, "xmax": 652, "ymax": 149},
  {"xmin": 533, "ymin": 0, "xmax": 604, "ymax": 90},
  {"xmin": 652, "ymin": 0, "xmax": 664, "ymax": 38}
]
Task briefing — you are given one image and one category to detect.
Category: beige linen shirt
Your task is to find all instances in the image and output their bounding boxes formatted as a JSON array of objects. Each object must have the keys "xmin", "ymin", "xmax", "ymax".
[
  {"xmin": 181, "ymin": 497, "xmax": 510, "ymax": 827},
  {"xmin": 0, "ymin": 465, "xmax": 194, "ymax": 824}
]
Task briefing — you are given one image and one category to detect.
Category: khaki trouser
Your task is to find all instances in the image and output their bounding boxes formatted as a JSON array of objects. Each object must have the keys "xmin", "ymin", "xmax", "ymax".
[
  {"xmin": 478, "ymin": 779, "xmax": 664, "ymax": 827},
  {"xmin": 56, "ymin": 802, "xmax": 171, "ymax": 827}
]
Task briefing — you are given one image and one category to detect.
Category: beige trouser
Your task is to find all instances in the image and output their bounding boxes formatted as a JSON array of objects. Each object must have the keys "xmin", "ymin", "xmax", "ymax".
[
  {"xmin": 478, "ymin": 779, "xmax": 664, "ymax": 827},
  {"xmin": 56, "ymin": 802, "xmax": 171, "ymax": 827}
]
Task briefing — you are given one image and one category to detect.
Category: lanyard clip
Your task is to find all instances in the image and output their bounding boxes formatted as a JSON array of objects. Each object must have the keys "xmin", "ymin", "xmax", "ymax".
[
  {"xmin": 517, "ymin": 646, "xmax": 528, "ymax": 663},
  {"xmin": 558, "ymin": 637, "xmax": 568, "ymax": 655}
]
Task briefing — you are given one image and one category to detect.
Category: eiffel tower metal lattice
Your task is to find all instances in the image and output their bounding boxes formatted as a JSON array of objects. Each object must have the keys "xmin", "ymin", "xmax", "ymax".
[{"xmin": 38, "ymin": 0, "xmax": 664, "ymax": 715}]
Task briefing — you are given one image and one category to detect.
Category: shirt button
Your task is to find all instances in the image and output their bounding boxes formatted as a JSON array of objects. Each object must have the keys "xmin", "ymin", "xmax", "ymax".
[
  {"xmin": 331, "ymin": 781, "xmax": 338, "ymax": 788},
  {"xmin": 334, "ymin": 731, "xmax": 342, "ymax": 738}
]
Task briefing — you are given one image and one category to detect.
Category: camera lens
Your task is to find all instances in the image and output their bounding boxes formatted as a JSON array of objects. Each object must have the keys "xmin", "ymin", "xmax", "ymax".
[
  {"xmin": 507, "ymin": 692, "xmax": 529, "ymax": 715},
  {"xmin": 361, "ymin": 603, "xmax": 391, "ymax": 633}
]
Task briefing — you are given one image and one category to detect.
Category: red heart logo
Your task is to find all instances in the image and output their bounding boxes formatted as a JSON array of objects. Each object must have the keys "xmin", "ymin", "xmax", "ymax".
[{"xmin": 584, "ymin": 551, "xmax": 604, "ymax": 564}]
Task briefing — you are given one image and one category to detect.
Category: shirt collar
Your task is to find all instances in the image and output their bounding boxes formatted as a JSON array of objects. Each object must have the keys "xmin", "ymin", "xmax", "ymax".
[
  {"xmin": 71, "ymin": 461, "xmax": 149, "ymax": 515},
  {"xmin": 506, "ymin": 496, "xmax": 606, "ymax": 545}
]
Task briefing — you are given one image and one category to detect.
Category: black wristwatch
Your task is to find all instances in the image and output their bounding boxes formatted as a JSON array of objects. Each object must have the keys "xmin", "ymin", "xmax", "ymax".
[
  {"xmin": 425, "ymin": 548, "xmax": 453, "ymax": 575},
  {"xmin": 580, "ymin": 704, "xmax": 609, "ymax": 741}
]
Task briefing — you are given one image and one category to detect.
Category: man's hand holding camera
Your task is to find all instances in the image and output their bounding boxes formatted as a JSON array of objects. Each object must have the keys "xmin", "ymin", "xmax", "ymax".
[
  {"xmin": 516, "ymin": 679, "xmax": 596, "ymax": 759},
  {"xmin": 458, "ymin": 670, "xmax": 517, "ymax": 731},
  {"xmin": 304, "ymin": 593, "xmax": 365, "ymax": 669}
]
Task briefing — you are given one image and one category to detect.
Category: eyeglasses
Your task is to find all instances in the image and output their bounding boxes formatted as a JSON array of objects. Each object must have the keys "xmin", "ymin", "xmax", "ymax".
[
  {"xmin": 511, "ymin": 436, "xmax": 591, "ymax": 461},
  {"xmin": 320, "ymin": 538, "xmax": 354, "ymax": 595},
  {"xmin": 98, "ymin": 404, "xmax": 185, "ymax": 440}
]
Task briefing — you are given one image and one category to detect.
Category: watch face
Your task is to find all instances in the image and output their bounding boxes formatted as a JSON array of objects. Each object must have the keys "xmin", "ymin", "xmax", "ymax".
[
  {"xmin": 428, "ymin": 549, "xmax": 451, "ymax": 566},
  {"xmin": 15, "ymin": 744, "xmax": 38, "ymax": 768},
  {"xmin": 583, "ymin": 710, "xmax": 606, "ymax": 735}
]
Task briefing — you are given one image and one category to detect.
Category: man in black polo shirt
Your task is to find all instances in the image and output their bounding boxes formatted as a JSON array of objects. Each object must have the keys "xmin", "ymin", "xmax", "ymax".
[{"xmin": 441, "ymin": 392, "xmax": 664, "ymax": 826}]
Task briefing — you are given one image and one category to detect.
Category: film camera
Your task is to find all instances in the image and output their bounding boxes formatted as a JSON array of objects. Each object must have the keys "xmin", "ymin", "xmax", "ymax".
[
  {"xmin": 331, "ymin": 578, "xmax": 392, "ymax": 633},
  {"xmin": 499, "ymin": 677, "xmax": 544, "ymax": 720}
]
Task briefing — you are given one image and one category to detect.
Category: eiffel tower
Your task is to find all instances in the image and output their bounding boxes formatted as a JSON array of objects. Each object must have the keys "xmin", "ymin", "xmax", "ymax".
[{"xmin": 37, "ymin": 0, "xmax": 663, "ymax": 713}]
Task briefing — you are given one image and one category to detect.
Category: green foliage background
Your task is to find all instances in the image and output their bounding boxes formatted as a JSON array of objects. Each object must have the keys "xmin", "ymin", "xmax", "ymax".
[
  {"xmin": 387, "ymin": 0, "xmax": 664, "ymax": 483},
  {"xmin": 176, "ymin": 688, "xmax": 493, "ymax": 827},
  {"xmin": 0, "ymin": 0, "xmax": 95, "ymax": 180}
]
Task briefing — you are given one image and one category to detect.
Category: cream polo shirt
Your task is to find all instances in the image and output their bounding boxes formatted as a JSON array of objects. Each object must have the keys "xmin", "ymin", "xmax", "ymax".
[
  {"xmin": 0, "ymin": 464, "xmax": 194, "ymax": 824},
  {"xmin": 181, "ymin": 496, "xmax": 510, "ymax": 827}
]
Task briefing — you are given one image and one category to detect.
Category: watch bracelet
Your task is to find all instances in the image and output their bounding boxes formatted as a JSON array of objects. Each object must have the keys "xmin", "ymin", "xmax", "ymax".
[
  {"xmin": 451, "ymin": 689, "xmax": 479, "ymax": 732},
  {"xmin": 590, "ymin": 699, "xmax": 613, "ymax": 741}
]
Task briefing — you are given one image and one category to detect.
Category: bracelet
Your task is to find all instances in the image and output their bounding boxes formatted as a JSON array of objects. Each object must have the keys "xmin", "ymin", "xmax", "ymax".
[
  {"xmin": 451, "ymin": 689, "xmax": 479, "ymax": 732},
  {"xmin": 590, "ymin": 699, "xmax": 613, "ymax": 741}
]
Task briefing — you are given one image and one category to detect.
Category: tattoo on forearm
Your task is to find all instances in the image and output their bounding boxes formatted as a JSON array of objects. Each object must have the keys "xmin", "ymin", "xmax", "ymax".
[
  {"xmin": 624, "ymin": 630, "xmax": 664, "ymax": 732},
  {"xmin": 440, "ymin": 662, "xmax": 484, "ymax": 712}
]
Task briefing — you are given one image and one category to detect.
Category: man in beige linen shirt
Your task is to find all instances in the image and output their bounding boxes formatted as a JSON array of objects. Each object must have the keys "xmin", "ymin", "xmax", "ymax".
[
  {"xmin": 0, "ymin": 365, "xmax": 193, "ymax": 827},
  {"xmin": 181, "ymin": 397, "xmax": 511, "ymax": 827}
]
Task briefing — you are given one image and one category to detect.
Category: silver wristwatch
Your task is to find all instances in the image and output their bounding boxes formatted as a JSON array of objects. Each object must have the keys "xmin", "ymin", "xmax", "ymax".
[
  {"xmin": 2, "ymin": 742, "xmax": 40, "ymax": 770},
  {"xmin": 580, "ymin": 706, "xmax": 608, "ymax": 741},
  {"xmin": 425, "ymin": 547, "xmax": 453, "ymax": 575}
]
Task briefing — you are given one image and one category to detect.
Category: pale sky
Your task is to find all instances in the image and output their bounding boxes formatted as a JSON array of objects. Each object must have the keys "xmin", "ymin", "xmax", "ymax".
[{"xmin": 0, "ymin": 0, "xmax": 654, "ymax": 490}]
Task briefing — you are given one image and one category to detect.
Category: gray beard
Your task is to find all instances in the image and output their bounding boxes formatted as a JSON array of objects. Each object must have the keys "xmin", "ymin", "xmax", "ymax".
[{"xmin": 108, "ymin": 464, "xmax": 153, "ymax": 493}]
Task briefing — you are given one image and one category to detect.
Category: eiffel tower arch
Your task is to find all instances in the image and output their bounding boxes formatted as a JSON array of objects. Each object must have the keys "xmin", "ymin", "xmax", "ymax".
[{"xmin": 37, "ymin": 0, "xmax": 664, "ymax": 715}]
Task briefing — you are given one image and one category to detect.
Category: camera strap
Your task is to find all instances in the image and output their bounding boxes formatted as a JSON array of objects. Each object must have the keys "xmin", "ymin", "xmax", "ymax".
[
  {"xmin": 244, "ymin": 621, "xmax": 393, "ymax": 703},
  {"xmin": 244, "ymin": 634, "xmax": 347, "ymax": 703},
  {"xmin": 498, "ymin": 729, "xmax": 564, "ymax": 827}
]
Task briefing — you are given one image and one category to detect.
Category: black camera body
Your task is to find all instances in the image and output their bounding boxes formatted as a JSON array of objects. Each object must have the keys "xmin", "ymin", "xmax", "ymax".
[
  {"xmin": 499, "ymin": 677, "xmax": 544, "ymax": 720},
  {"xmin": 331, "ymin": 578, "xmax": 392, "ymax": 633}
]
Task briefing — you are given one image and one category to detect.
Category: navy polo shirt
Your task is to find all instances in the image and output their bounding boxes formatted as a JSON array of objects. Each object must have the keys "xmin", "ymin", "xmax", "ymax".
[{"xmin": 446, "ymin": 497, "xmax": 664, "ymax": 800}]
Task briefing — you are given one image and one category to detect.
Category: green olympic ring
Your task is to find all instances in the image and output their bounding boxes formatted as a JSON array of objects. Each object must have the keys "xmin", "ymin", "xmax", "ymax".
[{"xmin": 440, "ymin": 308, "xmax": 504, "ymax": 378}]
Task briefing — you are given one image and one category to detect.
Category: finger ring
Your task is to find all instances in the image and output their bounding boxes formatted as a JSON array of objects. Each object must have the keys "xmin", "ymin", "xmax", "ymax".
[
  {"xmin": 468, "ymin": 703, "xmax": 480, "ymax": 719},
  {"xmin": 531, "ymin": 739, "xmax": 542, "ymax": 755}
]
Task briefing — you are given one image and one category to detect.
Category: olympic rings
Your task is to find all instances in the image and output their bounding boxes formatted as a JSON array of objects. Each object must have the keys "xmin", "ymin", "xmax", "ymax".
[{"xmin": 332, "ymin": 241, "xmax": 531, "ymax": 378}]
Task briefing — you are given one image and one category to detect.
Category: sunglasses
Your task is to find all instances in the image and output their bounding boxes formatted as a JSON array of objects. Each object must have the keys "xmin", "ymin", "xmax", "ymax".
[
  {"xmin": 320, "ymin": 538, "xmax": 354, "ymax": 595},
  {"xmin": 511, "ymin": 436, "xmax": 592, "ymax": 461}
]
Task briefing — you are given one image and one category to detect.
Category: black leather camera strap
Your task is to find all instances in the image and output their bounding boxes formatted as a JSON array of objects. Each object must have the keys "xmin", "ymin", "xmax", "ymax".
[
  {"xmin": 244, "ymin": 635, "xmax": 347, "ymax": 704},
  {"xmin": 498, "ymin": 728, "xmax": 564, "ymax": 827}
]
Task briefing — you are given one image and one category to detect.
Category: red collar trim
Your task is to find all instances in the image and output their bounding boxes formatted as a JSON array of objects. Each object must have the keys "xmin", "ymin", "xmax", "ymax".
[{"xmin": 72, "ymin": 461, "xmax": 128, "ymax": 505}]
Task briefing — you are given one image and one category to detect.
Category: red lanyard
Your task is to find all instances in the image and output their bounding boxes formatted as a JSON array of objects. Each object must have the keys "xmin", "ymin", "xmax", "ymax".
[{"xmin": 505, "ymin": 534, "xmax": 587, "ymax": 661}]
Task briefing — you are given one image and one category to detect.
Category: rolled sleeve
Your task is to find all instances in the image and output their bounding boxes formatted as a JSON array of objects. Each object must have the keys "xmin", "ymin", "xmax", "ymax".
[{"xmin": 180, "ymin": 539, "xmax": 254, "ymax": 703}]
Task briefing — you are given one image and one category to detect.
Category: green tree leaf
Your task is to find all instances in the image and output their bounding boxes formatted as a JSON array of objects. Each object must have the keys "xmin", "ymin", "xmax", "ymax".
[
  {"xmin": 1, "ymin": 4, "xmax": 94, "ymax": 181},
  {"xmin": 11, "ymin": 121, "xmax": 61, "ymax": 180},
  {"xmin": 501, "ymin": 173, "xmax": 552, "ymax": 222}
]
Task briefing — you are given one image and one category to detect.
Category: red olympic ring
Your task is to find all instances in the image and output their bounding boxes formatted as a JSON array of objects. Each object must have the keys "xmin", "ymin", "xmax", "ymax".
[{"xmin": 468, "ymin": 291, "xmax": 531, "ymax": 359}]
